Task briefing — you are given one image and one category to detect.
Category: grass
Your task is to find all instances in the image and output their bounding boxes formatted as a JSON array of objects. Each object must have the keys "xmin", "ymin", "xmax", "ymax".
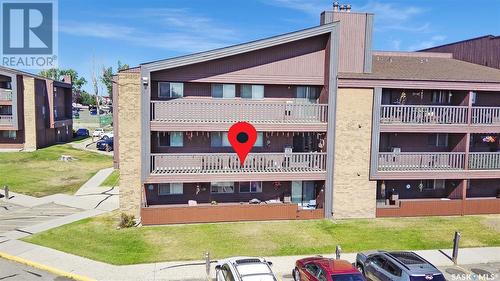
[
  {"xmin": 0, "ymin": 144, "xmax": 112, "ymax": 197},
  {"xmin": 100, "ymin": 170, "xmax": 119, "ymax": 187},
  {"xmin": 23, "ymin": 213, "xmax": 500, "ymax": 265}
]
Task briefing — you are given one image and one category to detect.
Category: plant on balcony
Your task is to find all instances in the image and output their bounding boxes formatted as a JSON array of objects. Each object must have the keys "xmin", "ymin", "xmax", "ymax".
[{"xmin": 483, "ymin": 136, "xmax": 498, "ymax": 152}]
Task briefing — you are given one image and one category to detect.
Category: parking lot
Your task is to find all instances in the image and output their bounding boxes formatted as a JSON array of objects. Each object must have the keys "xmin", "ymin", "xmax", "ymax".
[{"xmin": 0, "ymin": 258, "xmax": 72, "ymax": 281}]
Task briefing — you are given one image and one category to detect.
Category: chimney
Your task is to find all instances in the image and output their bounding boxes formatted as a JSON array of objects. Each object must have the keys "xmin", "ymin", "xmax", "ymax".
[{"xmin": 320, "ymin": 2, "xmax": 373, "ymax": 73}]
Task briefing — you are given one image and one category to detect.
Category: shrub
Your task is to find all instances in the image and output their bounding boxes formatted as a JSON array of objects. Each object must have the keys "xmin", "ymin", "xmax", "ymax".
[{"xmin": 118, "ymin": 213, "xmax": 135, "ymax": 228}]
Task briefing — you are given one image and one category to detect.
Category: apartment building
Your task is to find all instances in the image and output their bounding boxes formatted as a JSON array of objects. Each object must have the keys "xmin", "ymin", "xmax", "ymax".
[
  {"xmin": 0, "ymin": 66, "xmax": 73, "ymax": 151},
  {"xmin": 115, "ymin": 6, "xmax": 500, "ymax": 225}
]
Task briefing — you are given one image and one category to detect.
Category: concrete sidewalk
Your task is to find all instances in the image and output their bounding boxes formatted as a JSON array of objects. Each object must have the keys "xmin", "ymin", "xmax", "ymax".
[{"xmin": 0, "ymin": 239, "xmax": 498, "ymax": 281}]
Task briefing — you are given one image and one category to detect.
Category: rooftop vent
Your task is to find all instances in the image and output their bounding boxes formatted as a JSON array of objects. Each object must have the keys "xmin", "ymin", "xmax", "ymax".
[{"xmin": 333, "ymin": 2, "xmax": 351, "ymax": 12}]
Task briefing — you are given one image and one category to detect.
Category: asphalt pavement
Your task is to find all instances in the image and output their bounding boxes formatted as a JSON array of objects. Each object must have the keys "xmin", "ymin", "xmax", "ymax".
[{"xmin": 0, "ymin": 258, "xmax": 72, "ymax": 281}]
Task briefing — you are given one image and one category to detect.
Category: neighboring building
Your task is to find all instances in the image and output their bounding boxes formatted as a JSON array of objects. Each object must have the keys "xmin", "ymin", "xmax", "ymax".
[
  {"xmin": 0, "ymin": 67, "xmax": 73, "ymax": 151},
  {"xmin": 114, "ymin": 6, "xmax": 500, "ymax": 225},
  {"xmin": 420, "ymin": 35, "xmax": 500, "ymax": 69}
]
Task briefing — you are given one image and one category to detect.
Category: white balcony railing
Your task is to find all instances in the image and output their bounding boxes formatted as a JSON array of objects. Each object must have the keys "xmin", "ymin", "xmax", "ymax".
[
  {"xmin": 378, "ymin": 152, "xmax": 465, "ymax": 171},
  {"xmin": 0, "ymin": 115, "xmax": 13, "ymax": 126},
  {"xmin": 472, "ymin": 107, "xmax": 500, "ymax": 125},
  {"xmin": 380, "ymin": 105, "xmax": 468, "ymax": 125},
  {"xmin": 469, "ymin": 152, "xmax": 500, "ymax": 170},
  {"xmin": 151, "ymin": 152, "xmax": 327, "ymax": 174},
  {"xmin": 151, "ymin": 99, "xmax": 328, "ymax": 124},
  {"xmin": 0, "ymin": 89, "xmax": 12, "ymax": 101}
]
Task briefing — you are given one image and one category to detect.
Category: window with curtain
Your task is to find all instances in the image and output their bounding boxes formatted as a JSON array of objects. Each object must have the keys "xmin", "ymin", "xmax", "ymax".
[
  {"xmin": 158, "ymin": 82, "xmax": 184, "ymax": 98},
  {"xmin": 158, "ymin": 183, "xmax": 183, "ymax": 195},
  {"xmin": 241, "ymin": 85, "xmax": 264, "ymax": 99},
  {"xmin": 158, "ymin": 132, "xmax": 183, "ymax": 147},
  {"xmin": 239, "ymin": 181, "xmax": 263, "ymax": 193},
  {"xmin": 296, "ymin": 86, "xmax": 319, "ymax": 103},
  {"xmin": 210, "ymin": 182, "xmax": 235, "ymax": 193}
]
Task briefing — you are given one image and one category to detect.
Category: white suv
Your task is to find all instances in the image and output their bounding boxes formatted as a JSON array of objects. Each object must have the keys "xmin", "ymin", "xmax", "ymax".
[
  {"xmin": 92, "ymin": 128, "xmax": 104, "ymax": 138},
  {"xmin": 215, "ymin": 257, "xmax": 278, "ymax": 281}
]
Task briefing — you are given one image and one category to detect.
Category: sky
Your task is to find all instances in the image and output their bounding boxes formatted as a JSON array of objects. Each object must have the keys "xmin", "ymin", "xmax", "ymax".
[{"xmin": 49, "ymin": 0, "xmax": 500, "ymax": 94}]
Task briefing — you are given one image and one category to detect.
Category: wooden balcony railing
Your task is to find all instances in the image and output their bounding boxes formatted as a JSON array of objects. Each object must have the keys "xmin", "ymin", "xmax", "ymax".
[
  {"xmin": 0, "ymin": 89, "xmax": 12, "ymax": 101},
  {"xmin": 151, "ymin": 152, "xmax": 327, "ymax": 174},
  {"xmin": 469, "ymin": 152, "xmax": 500, "ymax": 170},
  {"xmin": 472, "ymin": 107, "xmax": 500, "ymax": 125},
  {"xmin": 378, "ymin": 152, "xmax": 465, "ymax": 171},
  {"xmin": 151, "ymin": 99, "xmax": 328, "ymax": 124},
  {"xmin": 380, "ymin": 105, "xmax": 468, "ymax": 125},
  {"xmin": 0, "ymin": 115, "xmax": 13, "ymax": 126}
]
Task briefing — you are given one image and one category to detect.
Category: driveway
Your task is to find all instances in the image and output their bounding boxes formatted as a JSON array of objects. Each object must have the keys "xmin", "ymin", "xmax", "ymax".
[{"xmin": 0, "ymin": 202, "xmax": 82, "ymax": 235}]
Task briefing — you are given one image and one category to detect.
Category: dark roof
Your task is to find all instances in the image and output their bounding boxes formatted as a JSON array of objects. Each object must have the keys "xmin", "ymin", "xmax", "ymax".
[
  {"xmin": 0, "ymin": 65, "xmax": 71, "ymax": 86},
  {"xmin": 339, "ymin": 53, "xmax": 500, "ymax": 83},
  {"xmin": 419, "ymin": 35, "xmax": 499, "ymax": 51}
]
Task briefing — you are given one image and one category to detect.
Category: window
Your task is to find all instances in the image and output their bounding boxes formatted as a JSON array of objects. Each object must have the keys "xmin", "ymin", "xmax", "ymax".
[
  {"xmin": 41, "ymin": 106, "xmax": 46, "ymax": 116},
  {"xmin": 317, "ymin": 269, "xmax": 328, "ymax": 281},
  {"xmin": 304, "ymin": 263, "xmax": 320, "ymax": 276},
  {"xmin": 1, "ymin": 130, "xmax": 16, "ymax": 139},
  {"xmin": 370, "ymin": 255, "xmax": 387, "ymax": 268},
  {"xmin": 255, "ymin": 132, "xmax": 264, "ymax": 147},
  {"xmin": 420, "ymin": 180, "xmax": 445, "ymax": 190},
  {"xmin": 239, "ymin": 181, "xmax": 263, "ymax": 193},
  {"xmin": 158, "ymin": 82, "xmax": 184, "ymax": 98},
  {"xmin": 54, "ymin": 108, "xmax": 58, "ymax": 119},
  {"xmin": 241, "ymin": 85, "xmax": 264, "ymax": 99},
  {"xmin": 221, "ymin": 264, "xmax": 235, "ymax": 281},
  {"xmin": 427, "ymin": 133, "xmax": 448, "ymax": 147},
  {"xmin": 212, "ymin": 84, "xmax": 235, "ymax": 98},
  {"xmin": 210, "ymin": 182, "xmax": 234, "ymax": 193},
  {"xmin": 157, "ymin": 132, "xmax": 183, "ymax": 147},
  {"xmin": 431, "ymin": 90, "xmax": 451, "ymax": 104},
  {"xmin": 158, "ymin": 183, "xmax": 183, "ymax": 195},
  {"xmin": 434, "ymin": 179, "xmax": 445, "ymax": 189},
  {"xmin": 383, "ymin": 260, "xmax": 402, "ymax": 277},
  {"xmin": 211, "ymin": 132, "xmax": 230, "ymax": 147},
  {"xmin": 296, "ymin": 86, "xmax": 319, "ymax": 103}
]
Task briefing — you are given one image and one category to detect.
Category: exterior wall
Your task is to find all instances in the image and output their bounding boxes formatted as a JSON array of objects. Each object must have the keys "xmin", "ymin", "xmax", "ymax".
[
  {"xmin": 150, "ymin": 35, "xmax": 328, "ymax": 85},
  {"xmin": 118, "ymin": 71, "xmax": 142, "ymax": 216},
  {"xmin": 381, "ymin": 89, "xmax": 468, "ymax": 106},
  {"xmin": 333, "ymin": 88, "xmax": 376, "ymax": 218},
  {"xmin": 22, "ymin": 76, "xmax": 37, "ymax": 151},
  {"xmin": 379, "ymin": 133, "xmax": 466, "ymax": 152},
  {"xmin": 421, "ymin": 36, "xmax": 500, "ymax": 69},
  {"xmin": 376, "ymin": 180, "xmax": 462, "ymax": 200}
]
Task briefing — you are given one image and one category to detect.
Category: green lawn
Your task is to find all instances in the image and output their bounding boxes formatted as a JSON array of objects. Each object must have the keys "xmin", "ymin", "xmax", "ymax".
[
  {"xmin": 0, "ymin": 144, "xmax": 112, "ymax": 197},
  {"xmin": 23, "ymin": 213, "xmax": 500, "ymax": 265},
  {"xmin": 100, "ymin": 170, "xmax": 119, "ymax": 187}
]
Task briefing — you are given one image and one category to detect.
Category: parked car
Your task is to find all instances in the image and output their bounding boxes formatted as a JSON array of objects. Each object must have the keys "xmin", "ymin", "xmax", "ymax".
[
  {"xmin": 293, "ymin": 257, "xmax": 365, "ymax": 281},
  {"xmin": 356, "ymin": 251, "xmax": 446, "ymax": 281},
  {"xmin": 215, "ymin": 257, "xmax": 278, "ymax": 281},
  {"xmin": 92, "ymin": 128, "xmax": 105, "ymax": 138},
  {"xmin": 74, "ymin": 128, "xmax": 89, "ymax": 137},
  {"xmin": 101, "ymin": 131, "xmax": 114, "ymax": 140},
  {"xmin": 96, "ymin": 137, "xmax": 113, "ymax": 152}
]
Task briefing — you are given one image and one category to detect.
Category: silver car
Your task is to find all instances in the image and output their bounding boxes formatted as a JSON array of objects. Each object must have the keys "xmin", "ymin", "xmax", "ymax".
[
  {"xmin": 215, "ymin": 257, "xmax": 279, "ymax": 281},
  {"xmin": 356, "ymin": 251, "xmax": 446, "ymax": 281}
]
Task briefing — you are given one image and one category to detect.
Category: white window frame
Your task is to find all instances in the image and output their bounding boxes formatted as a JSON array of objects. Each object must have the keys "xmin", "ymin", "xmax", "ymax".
[
  {"xmin": 158, "ymin": 183, "xmax": 183, "ymax": 196},
  {"xmin": 210, "ymin": 132, "xmax": 230, "ymax": 147},
  {"xmin": 169, "ymin": 132, "xmax": 183, "ymax": 147},
  {"xmin": 158, "ymin": 82, "xmax": 184, "ymax": 98},
  {"xmin": 435, "ymin": 133, "xmax": 449, "ymax": 147},
  {"xmin": 241, "ymin": 85, "xmax": 264, "ymax": 100},
  {"xmin": 239, "ymin": 181, "xmax": 263, "ymax": 193},
  {"xmin": 296, "ymin": 86, "xmax": 319, "ymax": 103},
  {"xmin": 210, "ymin": 182, "xmax": 235, "ymax": 194},
  {"xmin": 211, "ymin": 84, "xmax": 235, "ymax": 99},
  {"xmin": 431, "ymin": 90, "xmax": 451, "ymax": 104}
]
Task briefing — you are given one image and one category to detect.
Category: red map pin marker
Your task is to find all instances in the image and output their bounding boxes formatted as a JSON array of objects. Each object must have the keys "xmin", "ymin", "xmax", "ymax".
[{"xmin": 228, "ymin": 122, "xmax": 257, "ymax": 166}]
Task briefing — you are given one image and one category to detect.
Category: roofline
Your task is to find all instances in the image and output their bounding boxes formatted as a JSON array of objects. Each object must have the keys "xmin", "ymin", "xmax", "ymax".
[
  {"xmin": 141, "ymin": 22, "xmax": 338, "ymax": 72},
  {"xmin": 372, "ymin": 51, "xmax": 453, "ymax": 59},
  {"xmin": 0, "ymin": 65, "xmax": 72, "ymax": 86},
  {"xmin": 419, "ymin": 34, "xmax": 499, "ymax": 51}
]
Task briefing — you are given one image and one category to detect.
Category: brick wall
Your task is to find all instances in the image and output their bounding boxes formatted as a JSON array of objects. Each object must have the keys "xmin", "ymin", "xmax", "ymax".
[
  {"xmin": 333, "ymin": 88, "xmax": 376, "ymax": 218},
  {"xmin": 117, "ymin": 72, "xmax": 142, "ymax": 216},
  {"xmin": 22, "ymin": 76, "xmax": 37, "ymax": 151}
]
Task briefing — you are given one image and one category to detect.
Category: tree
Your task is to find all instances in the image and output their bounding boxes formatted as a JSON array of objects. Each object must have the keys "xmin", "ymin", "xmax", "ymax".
[
  {"xmin": 101, "ymin": 61, "xmax": 129, "ymax": 99},
  {"xmin": 117, "ymin": 61, "xmax": 129, "ymax": 71},
  {"xmin": 78, "ymin": 91, "xmax": 96, "ymax": 106}
]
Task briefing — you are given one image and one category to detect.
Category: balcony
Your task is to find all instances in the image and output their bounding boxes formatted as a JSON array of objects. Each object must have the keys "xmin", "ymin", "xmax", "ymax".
[
  {"xmin": 148, "ymin": 152, "xmax": 327, "ymax": 182},
  {"xmin": 472, "ymin": 107, "xmax": 500, "ymax": 125},
  {"xmin": 378, "ymin": 152, "xmax": 465, "ymax": 171},
  {"xmin": 0, "ymin": 115, "xmax": 13, "ymax": 126},
  {"xmin": 469, "ymin": 152, "xmax": 500, "ymax": 170},
  {"xmin": 380, "ymin": 105, "xmax": 468, "ymax": 125},
  {"xmin": 0, "ymin": 89, "xmax": 12, "ymax": 101},
  {"xmin": 150, "ymin": 99, "xmax": 328, "ymax": 132}
]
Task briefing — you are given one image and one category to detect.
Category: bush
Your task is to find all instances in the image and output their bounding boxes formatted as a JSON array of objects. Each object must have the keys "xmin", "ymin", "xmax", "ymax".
[{"xmin": 118, "ymin": 213, "xmax": 135, "ymax": 228}]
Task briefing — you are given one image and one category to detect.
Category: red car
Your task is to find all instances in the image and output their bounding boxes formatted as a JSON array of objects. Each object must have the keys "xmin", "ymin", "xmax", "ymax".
[{"xmin": 293, "ymin": 257, "xmax": 366, "ymax": 281}]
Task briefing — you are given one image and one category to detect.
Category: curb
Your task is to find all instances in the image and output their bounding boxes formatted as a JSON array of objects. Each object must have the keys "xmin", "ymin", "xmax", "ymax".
[{"xmin": 0, "ymin": 251, "xmax": 95, "ymax": 281}]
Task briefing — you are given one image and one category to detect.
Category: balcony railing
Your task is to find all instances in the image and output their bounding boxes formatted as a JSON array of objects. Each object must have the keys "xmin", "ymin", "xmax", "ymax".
[
  {"xmin": 469, "ymin": 152, "xmax": 500, "ymax": 170},
  {"xmin": 151, "ymin": 152, "xmax": 327, "ymax": 174},
  {"xmin": 378, "ymin": 152, "xmax": 465, "ymax": 171},
  {"xmin": 472, "ymin": 107, "xmax": 500, "ymax": 125},
  {"xmin": 151, "ymin": 99, "xmax": 328, "ymax": 124},
  {"xmin": 380, "ymin": 105, "xmax": 468, "ymax": 125},
  {"xmin": 0, "ymin": 89, "xmax": 12, "ymax": 101},
  {"xmin": 0, "ymin": 115, "xmax": 13, "ymax": 126}
]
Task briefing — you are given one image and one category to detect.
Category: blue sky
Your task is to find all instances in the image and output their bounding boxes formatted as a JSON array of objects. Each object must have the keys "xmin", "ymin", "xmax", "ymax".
[{"xmin": 54, "ymin": 0, "xmax": 500, "ymax": 94}]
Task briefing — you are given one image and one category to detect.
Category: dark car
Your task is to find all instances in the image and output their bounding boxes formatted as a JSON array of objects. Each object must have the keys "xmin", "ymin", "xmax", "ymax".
[
  {"xmin": 74, "ymin": 128, "xmax": 89, "ymax": 137},
  {"xmin": 96, "ymin": 137, "xmax": 113, "ymax": 152},
  {"xmin": 356, "ymin": 251, "xmax": 446, "ymax": 281},
  {"xmin": 294, "ymin": 257, "xmax": 366, "ymax": 281}
]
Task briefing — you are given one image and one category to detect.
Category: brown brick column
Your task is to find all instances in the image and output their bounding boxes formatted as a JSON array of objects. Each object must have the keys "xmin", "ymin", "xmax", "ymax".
[
  {"xmin": 22, "ymin": 76, "xmax": 37, "ymax": 151},
  {"xmin": 117, "ymin": 72, "xmax": 142, "ymax": 217}
]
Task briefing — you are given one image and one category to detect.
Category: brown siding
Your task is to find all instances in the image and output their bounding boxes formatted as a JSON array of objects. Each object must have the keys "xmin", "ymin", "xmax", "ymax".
[
  {"xmin": 150, "ymin": 35, "xmax": 328, "ymax": 85},
  {"xmin": 379, "ymin": 133, "xmax": 466, "ymax": 153},
  {"xmin": 376, "ymin": 180, "xmax": 462, "ymax": 200}
]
